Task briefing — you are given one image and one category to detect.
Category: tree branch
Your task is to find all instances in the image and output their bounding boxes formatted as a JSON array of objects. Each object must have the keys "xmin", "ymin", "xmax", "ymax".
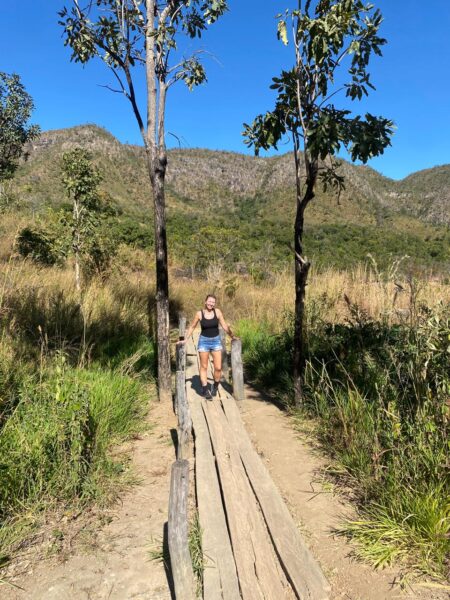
[
  {"xmin": 123, "ymin": 65, "xmax": 147, "ymax": 146},
  {"xmin": 318, "ymin": 86, "xmax": 345, "ymax": 108},
  {"xmin": 98, "ymin": 84, "xmax": 125, "ymax": 94},
  {"xmin": 287, "ymin": 242, "xmax": 308, "ymax": 266}
]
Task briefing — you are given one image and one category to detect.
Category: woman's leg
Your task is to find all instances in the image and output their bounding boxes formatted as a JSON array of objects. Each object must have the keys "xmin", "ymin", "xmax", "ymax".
[
  {"xmin": 199, "ymin": 352, "xmax": 209, "ymax": 386},
  {"xmin": 211, "ymin": 350, "xmax": 222, "ymax": 384}
]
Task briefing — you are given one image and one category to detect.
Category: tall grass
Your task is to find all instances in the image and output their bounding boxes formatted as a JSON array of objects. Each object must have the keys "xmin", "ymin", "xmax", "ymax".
[
  {"xmin": 0, "ymin": 262, "xmax": 157, "ymax": 563},
  {"xmin": 171, "ymin": 261, "xmax": 449, "ymax": 327},
  {"xmin": 235, "ymin": 283, "xmax": 449, "ymax": 578}
]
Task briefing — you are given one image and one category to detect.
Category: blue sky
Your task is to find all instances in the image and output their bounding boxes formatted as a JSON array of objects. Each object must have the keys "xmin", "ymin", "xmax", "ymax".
[{"xmin": 1, "ymin": 1, "xmax": 449, "ymax": 180}]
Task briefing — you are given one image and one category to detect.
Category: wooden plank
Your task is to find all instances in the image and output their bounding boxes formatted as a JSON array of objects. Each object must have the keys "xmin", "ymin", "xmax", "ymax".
[
  {"xmin": 168, "ymin": 459, "xmax": 195, "ymax": 600},
  {"xmin": 190, "ymin": 400, "xmax": 241, "ymax": 600},
  {"xmin": 220, "ymin": 396, "xmax": 330, "ymax": 600},
  {"xmin": 203, "ymin": 400, "xmax": 291, "ymax": 600},
  {"xmin": 185, "ymin": 336, "xmax": 240, "ymax": 599},
  {"xmin": 230, "ymin": 339, "xmax": 245, "ymax": 401}
]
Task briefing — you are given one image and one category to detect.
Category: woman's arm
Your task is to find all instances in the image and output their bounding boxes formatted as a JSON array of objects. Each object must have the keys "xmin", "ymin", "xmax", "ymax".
[{"xmin": 216, "ymin": 309, "xmax": 236, "ymax": 338}]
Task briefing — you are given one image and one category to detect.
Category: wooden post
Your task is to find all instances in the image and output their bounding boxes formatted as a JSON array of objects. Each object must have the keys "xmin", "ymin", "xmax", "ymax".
[
  {"xmin": 178, "ymin": 315, "xmax": 187, "ymax": 371},
  {"xmin": 176, "ymin": 342, "xmax": 186, "ymax": 374},
  {"xmin": 176, "ymin": 370, "xmax": 191, "ymax": 460},
  {"xmin": 176, "ymin": 333, "xmax": 190, "ymax": 459},
  {"xmin": 179, "ymin": 315, "xmax": 186, "ymax": 340},
  {"xmin": 231, "ymin": 338, "xmax": 245, "ymax": 402},
  {"xmin": 168, "ymin": 459, "xmax": 195, "ymax": 600},
  {"xmin": 219, "ymin": 326, "xmax": 229, "ymax": 381}
]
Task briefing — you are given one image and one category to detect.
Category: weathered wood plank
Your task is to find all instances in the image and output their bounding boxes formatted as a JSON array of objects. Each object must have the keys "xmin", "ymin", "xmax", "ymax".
[
  {"xmin": 176, "ymin": 343, "xmax": 186, "ymax": 373},
  {"xmin": 190, "ymin": 399, "xmax": 241, "ymax": 600},
  {"xmin": 230, "ymin": 339, "xmax": 245, "ymax": 401},
  {"xmin": 203, "ymin": 400, "xmax": 291, "ymax": 600},
  {"xmin": 220, "ymin": 396, "xmax": 330, "ymax": 600},
  {"xmin": 185, "ymin": 336, "xmax": 240, "ymax": 599},
  {"xmin": 219, "ymin": 326, "xmax": 229, "ymax": 381},
  {"xmin": 168, "ymin": 459, "xmax": 195, "ymax": 600},
  {"xmin": 176, "ymin": 369, "xmax": 190, "ymax": 460}
]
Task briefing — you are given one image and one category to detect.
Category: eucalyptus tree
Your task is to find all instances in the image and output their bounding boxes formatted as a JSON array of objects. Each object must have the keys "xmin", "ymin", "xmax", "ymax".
[
  {"xmin": 243, "ymin": 0, "xmax": 394, "ymax": 406},
  {"xmin": 59, "ymin": 0, "xmax": 227, "ymax": 402},
  {"xmin": 0, "ymin": 72, "xmax": 40, "ymax": 194}
]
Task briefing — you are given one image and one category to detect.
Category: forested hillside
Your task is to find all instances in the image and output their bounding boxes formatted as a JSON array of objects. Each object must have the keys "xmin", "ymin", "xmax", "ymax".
[{"xmin": 6, "ymin": 124, "xmax": 450, "ymax": 272}]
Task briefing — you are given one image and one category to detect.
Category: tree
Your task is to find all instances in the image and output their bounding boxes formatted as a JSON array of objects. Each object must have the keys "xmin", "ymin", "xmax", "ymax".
[
  {"xmin": 16, "ymin": 224, "xmax": 65, "ymax": 266},
  {"xmin": 0, "ymin": 72, "xmax": 40, "ymax": 192},
  {"xmin": 243, "ymin": 0, "xmax": 394, "ymax": 407},
  {"xmin": 59, "ymin": 0, "xmax": 228, "ymax": 402},
  {"xmin": 61, "ymin": 148, "xmax": 102, "ymax": 292}
]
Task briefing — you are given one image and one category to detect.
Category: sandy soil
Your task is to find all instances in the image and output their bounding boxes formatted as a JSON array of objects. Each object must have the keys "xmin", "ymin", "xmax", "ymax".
[
  {"xmin": 240, "ymin": 384, "xmax": 448, "ymax": 600},
  {"xmin": 1, "ymin": 399, "xmax": 176, "ymax": 600},
  {"xmin": 1, "ymin": 383, "xmax": 447, "ymax": 600}
]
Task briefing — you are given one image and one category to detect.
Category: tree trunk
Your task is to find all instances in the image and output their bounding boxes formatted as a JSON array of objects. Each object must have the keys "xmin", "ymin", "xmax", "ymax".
[
  {"xmin": 147, "ymin": 151, "xmax": 171, "ymax": 402},
  {"xmin": 293, "ymin": 259, "xmax": 310, "ymax": 407},
  {"xmin": 73, "ymin": 201, "xmax": 81, "ymax": 294},
  {"xmin": 293, "ymin": 208, "xmax": 310, "ymax": 408},
  {"xmin": 292, "ymin": 158, "xmax": 317, "ymax": 408},
  {"xmin": 74, "ymin": 252, "xmax": 81, "ymax": 294}
]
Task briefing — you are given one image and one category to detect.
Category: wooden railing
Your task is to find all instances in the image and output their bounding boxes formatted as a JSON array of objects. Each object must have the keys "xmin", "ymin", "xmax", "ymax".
[{"xmin": 168, "ymin": 316, "xmax": 195, "ymax": 600}]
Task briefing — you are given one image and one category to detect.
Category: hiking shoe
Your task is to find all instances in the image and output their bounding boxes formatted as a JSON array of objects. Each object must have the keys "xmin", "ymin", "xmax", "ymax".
[
  {"xmin": 212, "ymin": 383, "xmax": 219, "ymax": 397},
  {"xmin": 200, "ymin": 385, "xmax": 212, "ymax": 399}
]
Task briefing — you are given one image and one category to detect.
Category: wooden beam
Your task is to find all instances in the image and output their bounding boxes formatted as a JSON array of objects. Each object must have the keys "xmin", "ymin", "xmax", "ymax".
[
  {"xmin": 219, "ymin": 326, "xmax": 229, "ymax": 381},
  {"xmin": 190, "ymin": 399, "xmax": 240, "ymax": 600},
  {"xmin": 168, "ymin": 459, "xmax": 195, "ymax": 600},
  {"xmin": 176, "ymin": 369, "xmax": 190, "ymax": 460},
  {"xmin": 221, "ymin": 397, "xmax": 330, "ymax": 600},
  {"xmin": 203, "ymin": 401, "xmax": 290, "ymax": 599},
  {"xmin": 176, "ymin": 342, "xmax": 186, "ymax": 373},
  {"xmin": 231, "ymin": 338, "xmax": 245, "ymax": 401}
]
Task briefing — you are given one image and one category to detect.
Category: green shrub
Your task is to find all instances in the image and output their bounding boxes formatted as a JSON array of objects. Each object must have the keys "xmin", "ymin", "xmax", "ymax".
[
  {"xmin": 0, "ymin": 359, "xmax": 148, "ymax": 555},
  {"xmin": 16, "ymin": 226, "xmax": 65, "ymax": 265},
  {"xmin": 237, "ymin": 304, "xmax": 450, "ymax": 576}
]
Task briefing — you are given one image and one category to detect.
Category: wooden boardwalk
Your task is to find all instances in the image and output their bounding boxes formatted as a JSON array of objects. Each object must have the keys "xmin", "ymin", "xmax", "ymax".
[{"xmin": 184, "ymin": 337, "xmax": 330, "ymax": 600}]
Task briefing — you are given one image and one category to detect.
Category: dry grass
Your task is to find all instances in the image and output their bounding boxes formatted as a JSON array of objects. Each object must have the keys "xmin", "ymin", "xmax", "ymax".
[
  {"xmin": 1, "ymin": 256, "xmax": 448, "ymax": 336},
  {"xmin": 0, "ymin": 259, "xmax": 156, "ymax": 368},
  {"xmin": 171, "ymin": 263, "xmax": 450, "ymax": 330},
  {"xmin": 0, "ymin": 213, "xmax": 29, "ymax": 263}
]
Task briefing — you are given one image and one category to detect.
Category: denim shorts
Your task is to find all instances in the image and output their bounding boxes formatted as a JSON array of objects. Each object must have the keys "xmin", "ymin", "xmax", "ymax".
[{"xmin": 198, "ymin": 334, "xmax": 222, "ymax": 352}]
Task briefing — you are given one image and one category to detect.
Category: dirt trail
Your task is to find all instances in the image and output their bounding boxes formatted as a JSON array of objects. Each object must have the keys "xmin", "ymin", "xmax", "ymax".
[
  {"xmin": 1, "ymin": 400, "xmax": 176, "ymax": 600},
  {"xmin": 2, "ymin": 384, "xmax": 447, "ymax": 600},
  {"xmin": 241, "ymin": 384, "xmax": 447, "ymax": 600}
]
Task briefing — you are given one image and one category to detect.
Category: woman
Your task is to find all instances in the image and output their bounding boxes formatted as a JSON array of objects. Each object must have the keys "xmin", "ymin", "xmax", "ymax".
[{"xmin": 180, "ymin": 294, "xmax": 236, "ymax": 399}]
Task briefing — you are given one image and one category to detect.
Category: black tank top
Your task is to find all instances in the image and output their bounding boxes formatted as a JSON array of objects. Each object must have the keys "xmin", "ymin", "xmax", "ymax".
[{"xmin": 200, "ymin": 309, "xmax": 219, "ymax": 338}]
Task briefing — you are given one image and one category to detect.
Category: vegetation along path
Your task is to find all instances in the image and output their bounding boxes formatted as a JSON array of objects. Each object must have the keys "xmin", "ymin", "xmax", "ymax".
[
  {"xmin": 1, "ymin": 400, "xmax": 176, "ymax": 600},
  {"xmin": 2, "ymin": 359, "xmax": 448, "ymax": 599}
]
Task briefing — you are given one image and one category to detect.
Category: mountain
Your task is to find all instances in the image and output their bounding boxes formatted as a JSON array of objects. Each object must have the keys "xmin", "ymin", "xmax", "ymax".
[{"xmin": 7, "ymin": 124, "xmax": 450, "ymax": 271}]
